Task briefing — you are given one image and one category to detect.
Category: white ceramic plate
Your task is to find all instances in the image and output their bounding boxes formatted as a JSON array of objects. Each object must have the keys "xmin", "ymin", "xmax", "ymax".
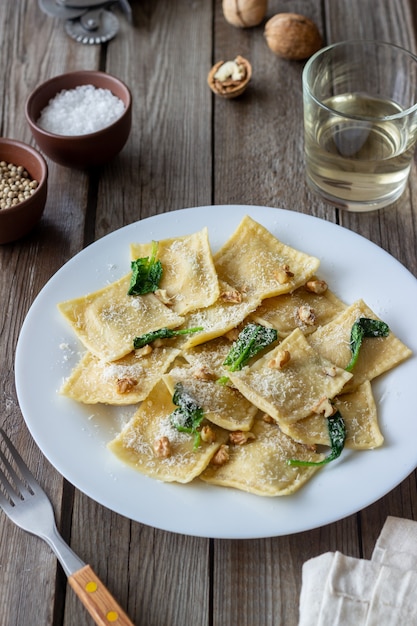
[{"xmin": 15, "ymin": 205, "xmax": 417, "ymax": 539}]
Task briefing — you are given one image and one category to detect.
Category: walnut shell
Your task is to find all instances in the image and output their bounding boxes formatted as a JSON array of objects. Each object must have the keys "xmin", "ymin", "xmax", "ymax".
[
  {"xmin": 207, "ymin": 56, "xmax": 252, "ymax": 99},
  {"xmin": 222, "ymin": 0, "xmax": 267, "ymax": 28},
  {"xmin": 264, "ymin": 13, "xmax": 323, "ymax": 60}
]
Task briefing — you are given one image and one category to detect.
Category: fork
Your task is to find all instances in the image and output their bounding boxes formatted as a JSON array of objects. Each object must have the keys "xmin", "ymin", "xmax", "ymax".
[{"xmin": 0, "ymin": 428, "xmax": 135, "ymax": 626}]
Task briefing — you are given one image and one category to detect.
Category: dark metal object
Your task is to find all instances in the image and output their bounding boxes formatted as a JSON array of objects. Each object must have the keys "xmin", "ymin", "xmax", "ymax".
[
  {"xmin": 65, "ymin": 9, "xmax": 119, "ymax": 44},
  {"xmin": 38, "ymin": 0, "xmax": 132, "ymax": 45}
]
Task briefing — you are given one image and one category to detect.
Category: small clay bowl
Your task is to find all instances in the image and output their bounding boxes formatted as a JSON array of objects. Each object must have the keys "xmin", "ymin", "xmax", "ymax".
[
  {"xmin": 25, "ymin": 70, "xmax": 132, "ymax": 168},
  {"xmin": 0, "ymin": 138, "xmax": 48, "ymax": 244},
  {"xmin": 207, "ymin": 56, "xmax": 252, "ymax": 99}
]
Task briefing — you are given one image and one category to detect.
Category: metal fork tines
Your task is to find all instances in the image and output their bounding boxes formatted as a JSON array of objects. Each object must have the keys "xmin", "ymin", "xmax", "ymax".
[
  {"xmin": 0, "ymin": 428, "xmax": 134, "ymax": 626},
  {"xmin": 0, "ymin": 428, "xmax": 85, "ymax": 576}
]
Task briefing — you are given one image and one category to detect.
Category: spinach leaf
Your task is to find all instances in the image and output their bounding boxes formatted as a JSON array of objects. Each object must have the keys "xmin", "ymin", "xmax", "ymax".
[
  {"xmin": 346, "ymin": 317, "xmax": 389, "ymax": 372},
  {"xmin": 128, "ymin": 241, "xmax": 163, "ymax": 295},
  {"xmin": 287, "ymin": 411, "xmax": 346, "ymax": 467},
  {"xmin": 170, "ymin": 383, "xmax": 204, "ymax": 448},
  {"xmin": 223, "ymin": 323, "xmax": 278, "ymax": 372},
  {"xmin": 133, "ymin": 326, "xmax": 203, "ymax": 349}
]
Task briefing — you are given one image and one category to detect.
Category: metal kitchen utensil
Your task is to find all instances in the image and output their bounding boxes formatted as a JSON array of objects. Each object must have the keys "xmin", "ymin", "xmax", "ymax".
[
  {"xmin": 65, "ymin": 8, "xmax": 119, "ymax": 44},
  {"xmin": 0, "ymin": 428, "xmax": 135, "ymax": 626},
  {"xmin": 38, "ymin": 0, "xmax": 132, "ymax": 44},
  {"xmin": 38, "ymin": 0, "xmax": 86, "ymax": 19}
]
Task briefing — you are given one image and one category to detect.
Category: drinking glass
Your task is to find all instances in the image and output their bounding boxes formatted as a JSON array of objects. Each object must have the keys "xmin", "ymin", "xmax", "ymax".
[{"xmin": 303, "ymin": 40, "xmax": 417, "ymax": 211}]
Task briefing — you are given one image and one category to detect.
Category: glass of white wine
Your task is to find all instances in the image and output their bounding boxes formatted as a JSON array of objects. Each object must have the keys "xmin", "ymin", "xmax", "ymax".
[{"xmin": 303, "ymin": 40, "xmax": 417, "ymax": 211}]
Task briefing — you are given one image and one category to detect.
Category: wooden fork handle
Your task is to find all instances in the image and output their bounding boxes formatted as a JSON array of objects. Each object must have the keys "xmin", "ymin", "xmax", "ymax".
[{"xmin": 69, "ymin": 564, "xmax": 135, "ymax": 626}]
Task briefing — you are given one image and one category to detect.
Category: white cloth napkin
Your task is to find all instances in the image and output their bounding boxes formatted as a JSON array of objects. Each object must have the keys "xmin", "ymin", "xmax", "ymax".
[{"xmin": 298, "ymin": 516, "xmax": 417, "ymax": 626}]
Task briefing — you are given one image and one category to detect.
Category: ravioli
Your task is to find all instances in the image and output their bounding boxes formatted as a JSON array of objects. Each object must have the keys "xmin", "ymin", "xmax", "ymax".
[
  {"xmin": 58, "ymin": 274, "xmax": 184, "ymax": 361},
  {"xmin": 108, "ymin": 380, "xmax": 228, "ymax": 483},
  {"xmin": 130, "ymin": 228, "xmax": 219, "ymax": 315},
  {"xmin": 57, "ymin": 218, "xmax": 412, "ymax": 498},
  {"xmin": 307, "ymin": 299, "xmax": 412, "ymax": 392},
  {"xmin": 213, "ymin": 215, "xmax": 320, "ymax": 301},
  {"xmin": 200, "ymin": 417, "xmax": 325, "ymax": 496},
  {"xmin": 180, "ymin": 280, "xmax": 260, "ymax": 349},
  {"xmin": 164, "ymin": 364, "xmax": 258, "ymax": 431},
  {"xmin": 280, "ymin": 381, "xmax": 383, "ymax": 450},
  {"xmin": 251, "ymin": 279, "xmax": 346, "ymax": 336},
  {"xmin": 182, "ymin": 336, "xmax": 233, "ymax": 378},
  {"xmin": 60, "ymin": 346, "xmax": 180, "ymax": 405},
  {"xmin": 229, "ymin": 328, "xmax": 352, "ymax": 424}
]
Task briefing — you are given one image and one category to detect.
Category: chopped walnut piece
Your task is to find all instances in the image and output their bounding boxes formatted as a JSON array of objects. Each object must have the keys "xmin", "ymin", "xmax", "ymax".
[
  {"xmin": 153, "ymin": 436, "xmax": 171, "ymax": 458},
  {"xmin": 193, "ymin": 365, "xmax": 215, "ymax": 381},
  {"xmin": 268, "ymin": 349, "xmax": 291, "ymax": 369},
  {"xmin": 211, "ymin": 444, "xmax": 230, "ymax": 466},
  {"xmin": 116, "ymin": 377, "xmax": 138, "ymax": 394},
  {"xmin": 220, "ymin": 288, "xmax": 242, "ymax": 303},
  {"xmin": 135, "ymin": 344, "xmax": 153, "ymax": 358},
  {"xmin": 200, "ymin": 425, "xmax": 217, "ymax": 443},
  {"xmin": 262, "ymin": 413, "xmax": 277, "ymax": 424},
  {"xmin": 154, "ymin": 289, "xmax": 174, "ymax": 305},
  {"xmin": 323, "ymin": 365, "xmax": 338, "ymax": 377},
  {"xmin": 275, "ymin": 264, "xmax": 294, "ymax": 284},
  {"xmin": 297, "ymin": 304, "xmax": 316, "ymax": 326},
  {"xmin": 229, "ymin": 431, "xmax": 256, "ymax": 445},
  {"xmin": 312, "ymin": 396, "xmax": 336, "ymax": 418},
  {"xmin": 305, "ymin": 279, "xmax": 328, "ymax": 294}
]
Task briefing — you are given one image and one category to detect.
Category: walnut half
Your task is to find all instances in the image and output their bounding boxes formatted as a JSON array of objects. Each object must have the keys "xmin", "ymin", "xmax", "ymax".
[
  {"xmin": 229, "ymin": 431, "xmax": 256, "ymax": 445},
  {"xmin": 211, "ymin": 444, "xmax": 230, "ymax": 466},
  {"xmin": 207, "ymin": 55, "xmax": 252, "ymax": 99},
  {"xmin": 268, "ymin": 349, "xmax": 291, "ymax": 369},
  {"xmin": 312, "ymin": 396, "xmax": 336, "ymax": 418}
]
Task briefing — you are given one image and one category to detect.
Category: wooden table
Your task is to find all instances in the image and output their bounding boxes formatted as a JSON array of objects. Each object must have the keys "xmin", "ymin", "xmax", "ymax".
[{"xmin": 1, "ymin": 1, "xmax": 417, "ymax": 624}]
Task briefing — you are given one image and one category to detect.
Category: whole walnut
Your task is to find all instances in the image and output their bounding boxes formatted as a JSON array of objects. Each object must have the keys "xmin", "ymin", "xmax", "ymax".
[
  {"xmin": 222, "ymin": 0, "xmax": 267, "ymax": 28},
  {"xmin": 264, "ymin": 13, "xmax": 323, "ymax": 60}
]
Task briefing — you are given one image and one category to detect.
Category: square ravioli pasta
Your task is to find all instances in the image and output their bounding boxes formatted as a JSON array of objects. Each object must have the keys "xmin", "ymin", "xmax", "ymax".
[
  {"xmin": 59, "ymin": 346, "xmax": 180, "ymax": 405},
  {"xmin": 58, "ymin": 274, "xmax": 184, "ymax": 361},
  {"xmin": 280, "ymin": 381, "xmax": 384, "ymax": 450},
  {"xmin": 200, "ymin": 417, "xmax": 325, "ymax": 496},
  {"xmin": 307, "ymin": 299, "xmax": 412, "ymax": 392},
  {"xmin": 164, "ymin": 364, "xmax": 258, "ymax": 432},
  {"xmin": 228, "ymin": 328, "xmax": 352, "ymax": 424},
  {"xmin": 130, "ymin": 227, "xmax": 220, "ymax": 315},
  {"xmin": 108, "ymin": 380, "xmax": 228, "ymax": 483},
  {"xmin": 213, "ymin": 215, "xmax": 320, "ymax": 301},
  {"xmin": 57, "ymin": 216, "xmax": 412, "ymax": 499},
  {"xmin": 251, "ymin": 278, "xmax": 346, "ymax": 337}
]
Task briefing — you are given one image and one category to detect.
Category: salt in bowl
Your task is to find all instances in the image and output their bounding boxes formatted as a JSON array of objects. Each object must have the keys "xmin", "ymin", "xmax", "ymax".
[
  {"xmin": 0, "ymin": 138, "xmax": 48, "ymax": 244},
  {"xmin": 25, "ymin": 70, "xmax": 132, "ymax": 168}
]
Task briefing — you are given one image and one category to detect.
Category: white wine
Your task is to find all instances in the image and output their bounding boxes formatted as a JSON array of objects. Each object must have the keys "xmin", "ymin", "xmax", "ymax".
[{"xmin": 304, "ymin": 93, "xmax": 417, "ymax": 211}]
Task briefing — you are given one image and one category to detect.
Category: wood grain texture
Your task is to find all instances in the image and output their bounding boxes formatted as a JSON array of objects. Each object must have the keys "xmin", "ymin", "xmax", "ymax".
[{"xmin": 0, "ymin": 1, "xmax": 416, "ymax": 625}]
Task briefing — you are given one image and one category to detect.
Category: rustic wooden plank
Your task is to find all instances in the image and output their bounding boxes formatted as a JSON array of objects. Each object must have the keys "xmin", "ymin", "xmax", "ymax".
[
  {"xmin": 324, "ymin": 0, "xmax": 417, "ymax": 265},
  {"xmin": 62, "ymin": 2, "xmax": 214, "ymax": 625},
  {"xmin": 323, "ymin": 0, "xmax": 417, "ymax": 568},
  {"xmin": 1, "ymin": 1, "xmax": 416, "ymax": 625},
  {"xmin": 0, "ymin": 2, "xmax": 100, "ymax": 625},
  {"xmin": 321, "ymin": 0, "xmax": 417, "ymax": 612},
  {"xmin": 64, "ymin": 494, "xmax": 211, "ymax": 626},
  {"xmin": 211, "ymin": 0, "xmax": 334, "ymax": 221},
  {"xmin": 210, "ymin": 1, "xmax": 417, "ymax": 625},
  {"xmin": 209, "ymin": 1, "xmax": 347, "ymax": 625},
  {"xmin": 95, "ymin": 0, "xmax": 214, "ymax": 238}
]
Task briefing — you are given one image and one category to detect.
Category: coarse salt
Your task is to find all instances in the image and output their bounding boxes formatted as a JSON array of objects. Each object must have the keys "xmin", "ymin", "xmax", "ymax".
[{"xmin": 37, "ymin": 84, "xmax": 125, "ymax": 136}]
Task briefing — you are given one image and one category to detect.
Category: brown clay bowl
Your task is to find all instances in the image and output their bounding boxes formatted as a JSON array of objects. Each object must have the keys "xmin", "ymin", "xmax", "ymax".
[
  {"xmin": 25, "ymin": 70, "xmax": 132, "ymax": 168},
  {"xmin": 0, "ymin": 138, "xmax": 48, "ymax": 244}
]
